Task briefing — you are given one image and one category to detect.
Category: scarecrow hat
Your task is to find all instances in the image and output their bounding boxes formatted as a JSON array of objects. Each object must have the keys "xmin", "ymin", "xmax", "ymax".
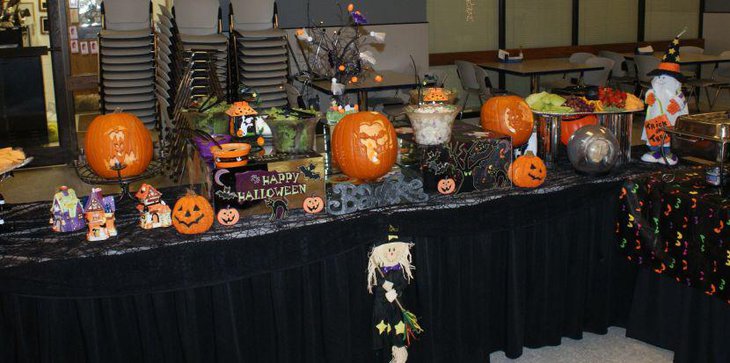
[
  {"xmin": 647, "ymin": 30, "xmax": 686, "ymax": 82},
  {"xmin": 373, "ymin": 224, "xmax": 413, "ymax": 246}
]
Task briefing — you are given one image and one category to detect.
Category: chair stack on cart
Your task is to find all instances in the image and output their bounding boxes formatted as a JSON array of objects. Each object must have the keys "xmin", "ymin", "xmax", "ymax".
[
  {"xmin": 98, "ymin": 0, "xmax": 157, "ymax": 128},
  {"xmin": 230, "ymin": 0, "xmax": 288, "ymax": 109}
]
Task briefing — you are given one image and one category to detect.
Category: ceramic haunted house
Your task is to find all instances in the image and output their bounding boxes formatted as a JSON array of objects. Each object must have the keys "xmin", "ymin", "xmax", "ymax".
[
  {"xmin": 50, "ymin": 186, "xmax": 86, "ymax": 232},
  {"xmin": 135, "ymin": 183, "xmax": 172, "ymax": 229},
  {"xmin": 84, "ymin": 188, "xmax": 117, "ymax": 241}
]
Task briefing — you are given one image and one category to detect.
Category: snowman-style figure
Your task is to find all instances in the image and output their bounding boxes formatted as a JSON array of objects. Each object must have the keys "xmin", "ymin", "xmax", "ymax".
[
  {"xmin": 367, "ymin": 227, "xmax": 422, "ymax": 363},
  {"xmin": 641, "ymin": 33, "xmax": 689, "ymax": 165}
]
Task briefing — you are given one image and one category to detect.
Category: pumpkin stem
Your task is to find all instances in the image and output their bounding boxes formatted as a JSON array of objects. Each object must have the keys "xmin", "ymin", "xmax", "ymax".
[
  {"xmin": 524, "ymin": 151, "xmax": 535, "ymax": 157},
  {"xmin": 113, "ymin": 107, "xmax": 124, "ymax": 114}
]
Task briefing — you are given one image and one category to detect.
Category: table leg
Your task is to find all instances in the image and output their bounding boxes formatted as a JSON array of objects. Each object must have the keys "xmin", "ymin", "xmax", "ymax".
[
  {"xmin": 530, "ymin": 75, "xmax": 541, "ymax": 94},
  {"xmin": 357, "ymin": 90, "xmax": 369, "ymax": 111},
  {"xmin": 695, "ymin": 64, "xmax": 702, "ymax": 112}
]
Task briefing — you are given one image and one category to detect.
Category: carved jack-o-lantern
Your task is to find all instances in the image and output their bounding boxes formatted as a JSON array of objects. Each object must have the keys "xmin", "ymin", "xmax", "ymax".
[
  {"xmin": 437, "ymin": 178, "xmax": 457, "ymax": 195},
  {"xmin": 85, "ymin": 112, "xmax": 153, "ymax": 179},
  {"xmin": 480, "ymin": 95, "xmax": 534, "ymax": 147},
  {"xmin": 508, "ymin": 151, "xmax": 546, "ymax": 188},
  {"xmin": 302, "ymin": 195, "xmax": 324, "ymax": 214},
  {"xmin": 216, "ymin": 206, "xmax": 240, "ymax": 226},
  {"xmin": 172, "ymin": 190, "xmax": 215, "ymax": 234},
  {"xmin": 332, "ymin": 111, "xmax": 397, "ymax": 181}
]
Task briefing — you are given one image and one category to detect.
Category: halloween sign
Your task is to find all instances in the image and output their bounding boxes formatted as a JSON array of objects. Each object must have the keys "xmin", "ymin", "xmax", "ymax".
[
  {"xmin": 205, "ymin": 152, "xmax": 326, "ymax": 218},
  {"xmin": 644, "ymin": 115, "xmax": 671, "ymax": 147}
]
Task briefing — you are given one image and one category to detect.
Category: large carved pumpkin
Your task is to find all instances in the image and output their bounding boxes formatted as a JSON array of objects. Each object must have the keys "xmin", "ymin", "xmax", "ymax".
[
  {"xmin": 480, "ymin": 95, "xmax": 534, "ymax": 147},
  {"xmin": 332, "ymin": 111, "xmax": 397, "ymax": 181},
  {"xmin": 172, "ymin": 190, "xmax": 215, "ymax": 234},
  {"xmin": 85, "ymin": 112, "xmax": 153, "ymax": 179},
  {"xmin": 560, "ymin": 115, "xmax": 597, "ymax": 146},
  {"xmin": 508, "ymin": 151, "xmax": 546, "ymax": 188}
]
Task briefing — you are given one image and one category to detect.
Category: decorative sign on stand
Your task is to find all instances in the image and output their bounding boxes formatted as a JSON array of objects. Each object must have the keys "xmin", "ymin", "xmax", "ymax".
[{"xmin": 326, "ymin": 172, "xmax": 428, "ymax": 215}]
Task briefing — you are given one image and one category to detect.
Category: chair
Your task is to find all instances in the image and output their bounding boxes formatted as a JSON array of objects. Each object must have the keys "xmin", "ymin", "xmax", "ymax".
[
  {"xmin": 173, "ymin": 0, "xmax": 229, "ymax": 97},
  {"xmin": 473, "ymin": 64, "xmax": 509, "ymax": 100},
  {"xmin": 541, "ymin": 52, "xmax": 596, "ymax": 91},
  {"xmin": 455, "ymin": 60, "xmax": 483, "ymax": 113},
  {"xmin": 230, "ymin": 0, "xmax": 275, "ymax": 32},
  {"xmin": 598, "ymin": 50, "xmax": 636, "ymax": 89},
  {"xmin": 634, "ymin": 54, "xmax": 661, "ymax": 97},
  {"xmin": 99, "ymin": 0, "xmax": 157, "ymax": 128},
  {"xmin": 582, "ymin": 57, "xmax": 614, "ymax": 87},
  {"xmin": 706, "ymin": 51, "xmax": 730, "ymax": 110},
  {"xmin": 679, "ymin": 46, "xmax": 704, "ymax": 79},
  {"xmin": 230, "ymin": 0, "xmax": 288, "ymax": 109}
]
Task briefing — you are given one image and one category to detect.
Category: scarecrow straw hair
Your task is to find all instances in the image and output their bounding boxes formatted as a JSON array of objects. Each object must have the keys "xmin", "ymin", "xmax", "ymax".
[{"xmin": 367, "ymin": 242, "xmax": 415, "ymax": 293}]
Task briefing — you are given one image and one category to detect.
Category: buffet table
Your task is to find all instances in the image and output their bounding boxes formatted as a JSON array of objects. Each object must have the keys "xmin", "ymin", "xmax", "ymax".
[{"xmin": 0, "ymin": 160, "xmax": 726, "ymax": 362}]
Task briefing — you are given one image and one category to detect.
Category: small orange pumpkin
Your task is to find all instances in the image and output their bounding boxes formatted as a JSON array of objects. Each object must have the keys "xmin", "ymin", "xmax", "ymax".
[
  {"xmin": 508, "ymin": 151, "xmax": 546, "ymax": 188},
  {"xmin": 437, "ymin": 178, "xmax": 456, "ymax": 195},
  {"xmin": 84, "ymin": 112, "xmax": 153, "ymax": 179},
  {"xmin": 216, "ymin": 206, "xmax": 240, "ymax": 226},
  {"xmin": 332, "ymin": 111, "xmax": 397, "ymax": 181},
  {"xmin": 172, "ymin": 190, "xmax": 215, "ymax": 234},
  {"xmin": 302, "ymin": 195, "xmax": 324, "ymax": 214},
  {"xmin": 480, "ymin": 95, "xmax": 534, "ymax": 147}
]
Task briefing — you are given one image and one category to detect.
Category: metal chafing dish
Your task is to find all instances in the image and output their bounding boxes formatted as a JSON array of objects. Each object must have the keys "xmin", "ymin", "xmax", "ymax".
[{"xmin": 666, "ymin": 111, "xmax": 730, "ymax": 163}]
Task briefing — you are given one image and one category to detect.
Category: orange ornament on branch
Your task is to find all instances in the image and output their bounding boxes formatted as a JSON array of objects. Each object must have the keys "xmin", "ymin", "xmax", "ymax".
[
  {"xmin": 84, "ymin": 112, "xmax": 153, "ymax": 179},
  {"xmin": 480, "ymin": 95, "xmax": 534, "ymax": 147}
]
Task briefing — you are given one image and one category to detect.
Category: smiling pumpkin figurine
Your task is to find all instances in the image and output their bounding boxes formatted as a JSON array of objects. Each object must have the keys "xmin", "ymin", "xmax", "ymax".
[
  {"xmin": 508, "ymin": 151, "xmax": 546, "ymax": 188},
  {"xmin": 172, "ymin": 190, "xmax": 215, "ymax": 234},
  {"xmin": 302, "ymin": 195, "xmax": 325, "ymax": 214}
]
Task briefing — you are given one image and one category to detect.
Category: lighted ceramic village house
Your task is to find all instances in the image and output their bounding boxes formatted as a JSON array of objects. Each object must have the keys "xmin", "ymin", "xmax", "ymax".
[
  {"xmin": 50, "ymin": 186, "xmax": 86, "ymax": 233},
  {"xmin": 84, "ymin": 188, "xmax": 117, "ymax": 241},
  {"xmin": 135, "ymin": 183, "xmax": 172, "ymax": 229},
  {"xmin": 226, "ymin": 101, "xmax": 260, "ymax": 138}
]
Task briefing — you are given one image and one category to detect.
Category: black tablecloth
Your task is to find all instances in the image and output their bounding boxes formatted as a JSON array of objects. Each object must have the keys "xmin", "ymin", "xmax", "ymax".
[{"xmin": 0, "ymin": 162, "xmax": 724, "ymax": 362}]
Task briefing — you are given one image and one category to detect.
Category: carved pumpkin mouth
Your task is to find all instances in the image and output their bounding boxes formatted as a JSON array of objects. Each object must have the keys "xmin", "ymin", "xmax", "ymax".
[
  {"xmin": 174, "ymin": 214, "xmax": 204, "ymax": 227},
  {"xmin": 528, "ymin": 173, "xmax": 544, "ymax": 181},
  {"xmin": 219, "ymin": 215, "xmax": 236, "ymax": 223}
]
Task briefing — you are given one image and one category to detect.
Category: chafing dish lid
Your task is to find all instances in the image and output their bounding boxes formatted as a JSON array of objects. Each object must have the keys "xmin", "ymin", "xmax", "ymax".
[{"xmin": 674, "ymin": 111, "xmax": 730, "ymax": 140}]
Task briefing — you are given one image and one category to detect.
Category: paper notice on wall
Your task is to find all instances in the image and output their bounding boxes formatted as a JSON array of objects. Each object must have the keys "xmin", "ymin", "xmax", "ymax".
[
  {"xmin": 80, "ymin": 41, "xmax": 89, "ymax": 55},
  {"xmin": 70, "ymin": 40, "xmax": 79, "ymax": 53}
]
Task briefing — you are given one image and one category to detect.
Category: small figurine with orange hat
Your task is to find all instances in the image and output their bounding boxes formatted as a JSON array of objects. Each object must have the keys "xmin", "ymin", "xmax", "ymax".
[
  {"xmin": 640, "ymin": 29, "xmax": 689, "ymax": 165},
  {"xmin": 226, "ymin": 101, "xmax": 269, "ymax": 139}
]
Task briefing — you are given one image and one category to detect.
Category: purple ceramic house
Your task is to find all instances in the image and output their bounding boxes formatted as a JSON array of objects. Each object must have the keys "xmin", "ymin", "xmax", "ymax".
[{"xmin": 50, "ymin": 186, "xmax": 86, "ymax": 233}]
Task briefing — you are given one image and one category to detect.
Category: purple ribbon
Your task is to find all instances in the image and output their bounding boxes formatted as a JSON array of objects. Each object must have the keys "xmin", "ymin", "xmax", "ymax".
[{"xmin": 381, "ymin": 264, "xmax": 401, "ymax": 274}]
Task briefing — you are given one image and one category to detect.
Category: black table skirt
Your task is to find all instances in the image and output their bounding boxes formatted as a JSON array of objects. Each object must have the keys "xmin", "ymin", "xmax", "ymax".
[{"xmin": 0, "ymin": 180, "xmax": 726, "ymax": 362}]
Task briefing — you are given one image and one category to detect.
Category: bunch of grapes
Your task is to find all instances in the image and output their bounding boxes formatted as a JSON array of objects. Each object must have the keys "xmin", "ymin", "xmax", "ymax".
[
  {"xmin": 598, "ymin": 87, "xmax": 627, "ymax": 108},
  {"xmin": 564, "ymin": 96, "xmax": 594, "ymax": 113}
]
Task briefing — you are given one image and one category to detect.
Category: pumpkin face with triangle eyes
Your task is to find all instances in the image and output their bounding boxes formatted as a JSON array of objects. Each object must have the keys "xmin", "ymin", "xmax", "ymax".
[
  {"xmin": 508, "ymin": 151, "xmax": 546, "ymax": 188},
  {"xmin": 216, "ymin": 206, "xmax": 240, "ymax": 226},
  {"xmin": 302, "ymin": 195, "xmax": 324, "ymax": 214},
  {"xmin": 172, "ymin": 191, "xmax": 215, "ymax": 234},
  {"xmin": 437, "ymin": 178, "xmax": 456, "ymax": 195}
]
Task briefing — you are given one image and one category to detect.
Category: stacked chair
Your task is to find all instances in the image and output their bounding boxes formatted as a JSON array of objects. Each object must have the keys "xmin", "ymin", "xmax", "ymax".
[
  {"xmin": 230, "ymin": 0, "xmax": 288, "ymax": 108},
  {"xmin": 174, "ymin": 0, "xmax": 229, "ymax": 99},
  {"xmin": 98, "ymin": 0, "xmax": 157, "ymax": 129},
  {"xmin": 154, "ymin": 4, "xmax": 183, "ymax": 144}
]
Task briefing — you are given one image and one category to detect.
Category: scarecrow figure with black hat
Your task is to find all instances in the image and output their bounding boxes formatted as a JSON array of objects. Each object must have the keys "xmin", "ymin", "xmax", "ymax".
[
  {"xmin": 367, "ymin": 225, "xmax": 422, "ymax": 363},
  {"xmin": 641, "ymin": 29, "xmax": 689, "ymax": 165}
]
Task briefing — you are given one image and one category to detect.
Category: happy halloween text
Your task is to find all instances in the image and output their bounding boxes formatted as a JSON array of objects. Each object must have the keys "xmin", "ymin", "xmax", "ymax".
[{"xmin": 234, "ymin": 171, "xmax": 307, "ymax": 202}]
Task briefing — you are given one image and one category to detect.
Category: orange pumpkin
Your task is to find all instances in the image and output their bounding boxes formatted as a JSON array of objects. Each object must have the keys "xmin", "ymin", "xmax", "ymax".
[
  {"xmin": 216, "ymin": 206, "xmax": 240, "ymax": 226},
  {"xmin": 332, "ymin": 111, "xmax": 397, "ymax": 181},
  {"xmin": 172, "ymin": 190, "xmax": 215, "ymax": 234},
  {"xmin": 302, "ymin": 195, "xmax": 324, "ymax": 214},
  {"xmin": 480, "ymin": 95, "xmax": 534, "ymax": 147},
  {"xmin": 560, "ymin": 115, "xmax": 597, "ymax": 146},
  {"xmin": 84, "ymin": 112, "xmax": 153, "ymax": 179},
  {"xmin": 508, "ymin": 151, "xmax": 546, "ymax": 188},
  {"xmin": 437, "ymin": 178, "xmax": 456, "ymax": 195}
]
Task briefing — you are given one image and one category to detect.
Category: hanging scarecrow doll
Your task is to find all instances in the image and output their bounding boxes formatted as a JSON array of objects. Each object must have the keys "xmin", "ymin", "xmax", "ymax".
[
  {"xmin": 367, "ymin": 226, "xmax": 423, "ymax": 363},
  {"xmin": 640, "ymin": 30, "xmax": 689, "ymax": 165}
]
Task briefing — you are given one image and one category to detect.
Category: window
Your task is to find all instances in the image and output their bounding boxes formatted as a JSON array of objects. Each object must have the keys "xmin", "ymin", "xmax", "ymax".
[
  {"xmin": 506, "ymin": 0, "xmax": 571, "ymax": 48},
  {"xmin": 427, "ymin": 0, "xmax": 498, "ymax": 53},
  {"xmin": 580, "ymin": 0, "xmax": 638, "ymax": 45},
  {"xmin": 645, "ymin": 0, "xmax": 699, "ymax": 41}
]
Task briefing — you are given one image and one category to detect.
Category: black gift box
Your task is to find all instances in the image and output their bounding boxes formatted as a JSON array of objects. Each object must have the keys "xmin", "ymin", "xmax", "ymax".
[
  {"xmin": 399, "ymin": 123, "xmax": 512, "ymax": 194},
  {"xmin": 202, "ymin": 150, "xmax": 326, "ymax": 217}
]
